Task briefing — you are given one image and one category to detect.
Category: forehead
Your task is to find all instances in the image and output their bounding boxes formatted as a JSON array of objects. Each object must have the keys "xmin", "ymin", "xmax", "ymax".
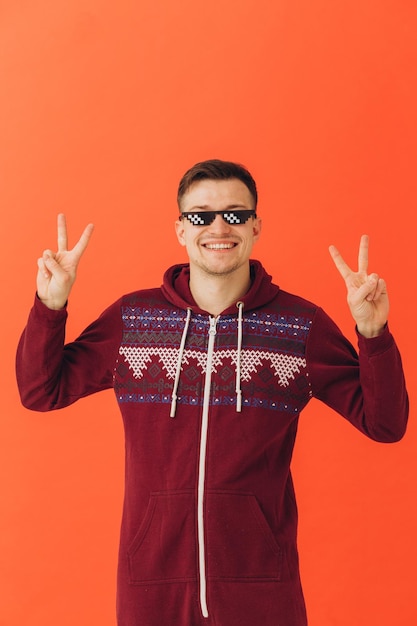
[{"xmin": 180, "ymin": 178, "xmax": 254, "ymax": 211}]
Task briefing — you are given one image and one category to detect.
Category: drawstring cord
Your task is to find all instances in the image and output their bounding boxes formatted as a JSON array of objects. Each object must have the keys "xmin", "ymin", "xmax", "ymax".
[
  {"xmin": 170, "ymin": 303, "xmax": 244, "ymax": 416},
  {"xmin": 235, "ymin": 301, "xmax": 244, "ymax": 412},
  {"xmin": 170, "ymin": 307, "xmax": 192, "ymax": 418}
]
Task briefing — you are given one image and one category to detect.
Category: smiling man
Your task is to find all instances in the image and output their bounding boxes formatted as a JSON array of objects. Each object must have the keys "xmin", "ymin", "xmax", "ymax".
[
  {"xmin": 16, "ymin": 159, "xmax": 408, "ymax": 626},
  {"xmin": 176, "ymin": 174, "xmax": 261, "ymax": 315}
]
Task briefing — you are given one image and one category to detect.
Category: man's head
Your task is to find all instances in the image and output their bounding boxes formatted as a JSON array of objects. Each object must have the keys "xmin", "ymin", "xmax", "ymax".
[
  {"xmin": 175, "ymin": 160, "xmax": 262, "ymax": 284},
  {"xmin": 177, "ymin": 159, "xmax": 258, "ymax": 212}
]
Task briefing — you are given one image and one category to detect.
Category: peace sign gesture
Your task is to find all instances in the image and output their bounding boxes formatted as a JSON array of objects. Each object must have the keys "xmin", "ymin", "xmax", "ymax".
[
  {"xmin": 37, "ymin": 214, "xmax": 94, "ymax": 310},
  {"xmin": 329, "ymin": 235, "xmax": 389, "ymax": 338}
]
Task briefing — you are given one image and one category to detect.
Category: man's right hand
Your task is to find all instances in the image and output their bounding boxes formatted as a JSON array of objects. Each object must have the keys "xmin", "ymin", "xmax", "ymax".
[{"xmin": 37, "ymin": 214, "xmax": 94, "ymax": 310}]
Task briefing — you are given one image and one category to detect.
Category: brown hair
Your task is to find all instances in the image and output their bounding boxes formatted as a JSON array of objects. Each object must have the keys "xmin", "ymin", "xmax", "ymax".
[{"xmin": 177, "ymin": 159, "xmax": 258, "ymax": 210}]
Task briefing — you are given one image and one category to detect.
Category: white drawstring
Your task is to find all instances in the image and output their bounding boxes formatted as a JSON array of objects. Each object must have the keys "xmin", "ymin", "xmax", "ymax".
[
  {"xmin": 170, "ymin": 307, "xmax": 192, "ymax": 418},
  {"xmin": 171, "ymin": 304, "xmax": 244, "ymax": 416},
  {"xmin": 235, "ymin": 301, "xmax": 244, "ymax": 412}
]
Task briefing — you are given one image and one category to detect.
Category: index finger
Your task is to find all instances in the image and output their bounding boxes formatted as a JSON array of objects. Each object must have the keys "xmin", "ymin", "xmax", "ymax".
[
  {"xmin": 358, "ymin": 234, "xmax": 369, "ymax": 273},
  {"xmin": 57, "ymin": 213, "xmax": 68, "ymax": 252}
]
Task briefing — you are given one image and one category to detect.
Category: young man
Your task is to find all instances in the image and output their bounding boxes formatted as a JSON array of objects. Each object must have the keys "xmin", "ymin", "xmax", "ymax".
[{"xmin": 16, "ymin": 160, "xmax": 408, "ymax": 626}]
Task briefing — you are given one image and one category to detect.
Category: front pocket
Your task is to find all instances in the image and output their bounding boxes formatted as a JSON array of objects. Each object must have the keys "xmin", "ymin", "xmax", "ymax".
[
  {"xmin": 205, "ymin": 491, "xmax": 282, "ymax": 581},
  {"xmin": 127, "ymin": 490, "xmax": 197, "ymax": 584}
]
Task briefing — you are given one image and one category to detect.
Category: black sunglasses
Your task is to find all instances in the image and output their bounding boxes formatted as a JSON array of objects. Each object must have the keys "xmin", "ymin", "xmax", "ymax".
[{"xmin": 179, "ymin": 209, "xmax": 256, "ymax": 226}]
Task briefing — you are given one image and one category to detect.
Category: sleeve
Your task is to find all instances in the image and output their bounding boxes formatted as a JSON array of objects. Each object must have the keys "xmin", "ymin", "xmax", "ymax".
[
  {"xmin": 306, "ymin": 307, "xmax": 409, "ymax": 443},
  {"xmin": 16, "ymin": 295, "xmax": 123, "ymax": 412}
]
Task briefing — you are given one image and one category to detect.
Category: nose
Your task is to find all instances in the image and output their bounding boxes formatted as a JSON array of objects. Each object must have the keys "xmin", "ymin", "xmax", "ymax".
[{"xmin": 208, "ymin": 213, "xmax": 232, "ymax": 233}]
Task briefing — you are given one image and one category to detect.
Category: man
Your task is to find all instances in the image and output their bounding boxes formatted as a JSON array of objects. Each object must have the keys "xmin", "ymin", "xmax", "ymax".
[{"xmin": 16, "ymin": 159, "xmax": 408, "ymax": 626}]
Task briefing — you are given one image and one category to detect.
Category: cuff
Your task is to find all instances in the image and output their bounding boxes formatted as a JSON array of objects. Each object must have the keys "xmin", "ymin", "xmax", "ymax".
[{"xmin": 356, "ymin": 323, "xmax": 393, "ymax": 357}]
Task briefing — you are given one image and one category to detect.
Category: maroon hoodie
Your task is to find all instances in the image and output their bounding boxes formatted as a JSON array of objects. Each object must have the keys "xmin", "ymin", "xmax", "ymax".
[{"xmin": 16, "ymin": 260, "xmax": 408, "ymax": 626}]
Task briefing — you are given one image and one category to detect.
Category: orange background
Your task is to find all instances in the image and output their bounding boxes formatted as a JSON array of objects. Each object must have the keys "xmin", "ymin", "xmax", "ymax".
[{"xmin": 1, "ymin": 1, "xmax": 416, "ymax": 624}]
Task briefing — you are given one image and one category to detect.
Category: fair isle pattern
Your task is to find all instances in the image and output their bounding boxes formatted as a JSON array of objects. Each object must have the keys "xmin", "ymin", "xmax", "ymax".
[
  {"xmin": 116, "ymin": 302, "xmax": 315, "ymax": 411},
  {"xmin": 121, "ymin": 306, "xmax": 313, "ymax": 342},
  {"xmin": 245, "ymin": 311, "xmax": 311, "ymax": 340},
  {"xmin": 119, "ymin": 345, "xmax": 307, "ymax": 389}
]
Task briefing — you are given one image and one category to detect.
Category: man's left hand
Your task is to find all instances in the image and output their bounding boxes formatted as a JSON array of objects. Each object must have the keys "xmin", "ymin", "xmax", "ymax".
[{"xmin": 329, "ymin": 235, "xmax": 389, "ymax": 338}]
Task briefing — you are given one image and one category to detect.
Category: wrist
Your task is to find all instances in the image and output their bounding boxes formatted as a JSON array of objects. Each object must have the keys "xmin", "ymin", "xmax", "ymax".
[
  {"xmin": 36, "ymin": 292, "xmax": 67, "ymax": 311},
  {"xmin": 356, "ymin": 322, "xmax": 387, "ymax": 339}
]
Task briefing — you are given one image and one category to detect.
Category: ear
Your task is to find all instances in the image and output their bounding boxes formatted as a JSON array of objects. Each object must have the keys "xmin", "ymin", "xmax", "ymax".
[
  {"xmin": 175, "ymin": 218, "xmax": 186, "ymax": 246},
  {"xmin": 252, "ymin": 217, "xmax": 262, "ymax": 242}
]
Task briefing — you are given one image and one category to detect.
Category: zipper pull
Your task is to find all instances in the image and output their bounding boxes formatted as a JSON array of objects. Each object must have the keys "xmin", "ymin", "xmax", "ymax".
[{"xmin": 209, "ymin": 315, "xmax": 218, "ymax": 336}]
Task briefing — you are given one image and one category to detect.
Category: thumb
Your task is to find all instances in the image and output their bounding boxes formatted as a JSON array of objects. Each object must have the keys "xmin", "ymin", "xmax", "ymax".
[
  {"xmin": 43, "ymin": 250, "xmax": 63, "ymax": 277},
  {"xmin": 37, "ymin": 251, "xmax": 60, "ymax": 281},
  {"xmin": 363, "ymin": 273, "xmax": 379, "ymax": 302},
  {"xmin": 42, "ymin": 250, "xmax": 73, "ymax": 289}
]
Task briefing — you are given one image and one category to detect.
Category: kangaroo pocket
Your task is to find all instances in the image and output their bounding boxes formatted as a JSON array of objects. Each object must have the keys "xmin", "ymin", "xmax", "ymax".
[
  {"xmin": 206, "ymin": 491, "xmax": 282, "ymax": 581},
  {"xmin": 127, "ymin": 490, "xmax": 197, "ymax": 585}
]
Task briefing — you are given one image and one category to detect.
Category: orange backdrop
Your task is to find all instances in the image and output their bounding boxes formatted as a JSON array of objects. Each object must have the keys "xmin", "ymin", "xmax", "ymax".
[{"xmin": 1, "ymin": 1, "xmax": 416, "ymax": 624}]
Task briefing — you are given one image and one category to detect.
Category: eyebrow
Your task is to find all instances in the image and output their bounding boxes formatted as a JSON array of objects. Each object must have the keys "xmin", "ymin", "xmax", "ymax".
[{"xmin": 186, "ymin": 203, "xmax": 249, "ymax": 211}]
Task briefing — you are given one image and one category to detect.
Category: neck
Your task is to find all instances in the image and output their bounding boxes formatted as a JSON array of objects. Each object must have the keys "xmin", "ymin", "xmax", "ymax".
[{"xmin": 189, "ymin": 264, "xmax": 251, "ymax": 316}]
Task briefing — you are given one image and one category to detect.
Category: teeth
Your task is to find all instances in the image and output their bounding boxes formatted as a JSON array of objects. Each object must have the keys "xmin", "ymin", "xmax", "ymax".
[{"xmin": 204, "ymin": 243, "xmax": 235, "ymax": 250}]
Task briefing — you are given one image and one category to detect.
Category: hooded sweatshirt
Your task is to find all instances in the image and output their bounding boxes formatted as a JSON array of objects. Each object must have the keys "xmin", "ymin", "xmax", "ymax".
[{"xmin": 16, "ymin": 261, "xmax": 408, "ymax": 626}]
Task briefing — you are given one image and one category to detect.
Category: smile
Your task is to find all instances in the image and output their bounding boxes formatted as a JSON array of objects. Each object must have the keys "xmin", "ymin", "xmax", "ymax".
[{"xmin": 203, "ymin": 243, "xmax": 236, "ymax": 250}]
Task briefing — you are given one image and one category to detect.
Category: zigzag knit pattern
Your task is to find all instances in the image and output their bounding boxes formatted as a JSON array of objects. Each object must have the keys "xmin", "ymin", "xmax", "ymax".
[
  {"xmin": 115, "ymin": 304, "xmax": 314, "ymax": 412},
  {"xmin": 119, "ymin": 345, "xmax": 306, "ymax": 389}
]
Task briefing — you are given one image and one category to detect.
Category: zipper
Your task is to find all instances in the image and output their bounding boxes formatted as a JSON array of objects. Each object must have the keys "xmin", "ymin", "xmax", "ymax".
[{"xmin": 197, "ymin": 315, "xmax": 218, "ymax": 619}]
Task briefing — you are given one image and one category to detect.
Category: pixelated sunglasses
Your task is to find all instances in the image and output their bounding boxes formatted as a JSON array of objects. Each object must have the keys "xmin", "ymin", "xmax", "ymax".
[{"xmin": 179, "ymin": 209, "xmax": 256, "ymax": 226}]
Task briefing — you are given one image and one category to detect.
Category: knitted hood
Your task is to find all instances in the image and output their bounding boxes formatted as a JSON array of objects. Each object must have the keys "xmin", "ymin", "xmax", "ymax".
[{"xmin": 161, "ymin": 259, "xmax": 280, "ymax": 314}]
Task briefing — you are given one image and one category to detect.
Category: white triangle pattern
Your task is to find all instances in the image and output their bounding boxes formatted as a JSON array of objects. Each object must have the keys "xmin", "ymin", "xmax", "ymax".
[{"xmin": 119, "ymin": 346, "xmax": 306, "ymax": 388}]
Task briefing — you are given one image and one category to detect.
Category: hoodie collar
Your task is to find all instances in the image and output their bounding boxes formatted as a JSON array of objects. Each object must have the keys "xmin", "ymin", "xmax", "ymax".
[{"xmin": 161, "ymin": 260, "xmax": 279, "ymax": 315}]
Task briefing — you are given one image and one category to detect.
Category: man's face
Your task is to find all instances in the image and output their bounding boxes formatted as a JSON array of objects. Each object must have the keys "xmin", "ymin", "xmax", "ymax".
[{"xmin": 175, "ymin": 178, "xmax": 262, "ymax": 278}]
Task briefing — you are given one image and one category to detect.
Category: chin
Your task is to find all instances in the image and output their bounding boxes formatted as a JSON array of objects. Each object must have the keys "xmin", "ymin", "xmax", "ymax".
[{"xmin": 201, "ymin": 261, "xmax": 244, "ymax": 277}]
